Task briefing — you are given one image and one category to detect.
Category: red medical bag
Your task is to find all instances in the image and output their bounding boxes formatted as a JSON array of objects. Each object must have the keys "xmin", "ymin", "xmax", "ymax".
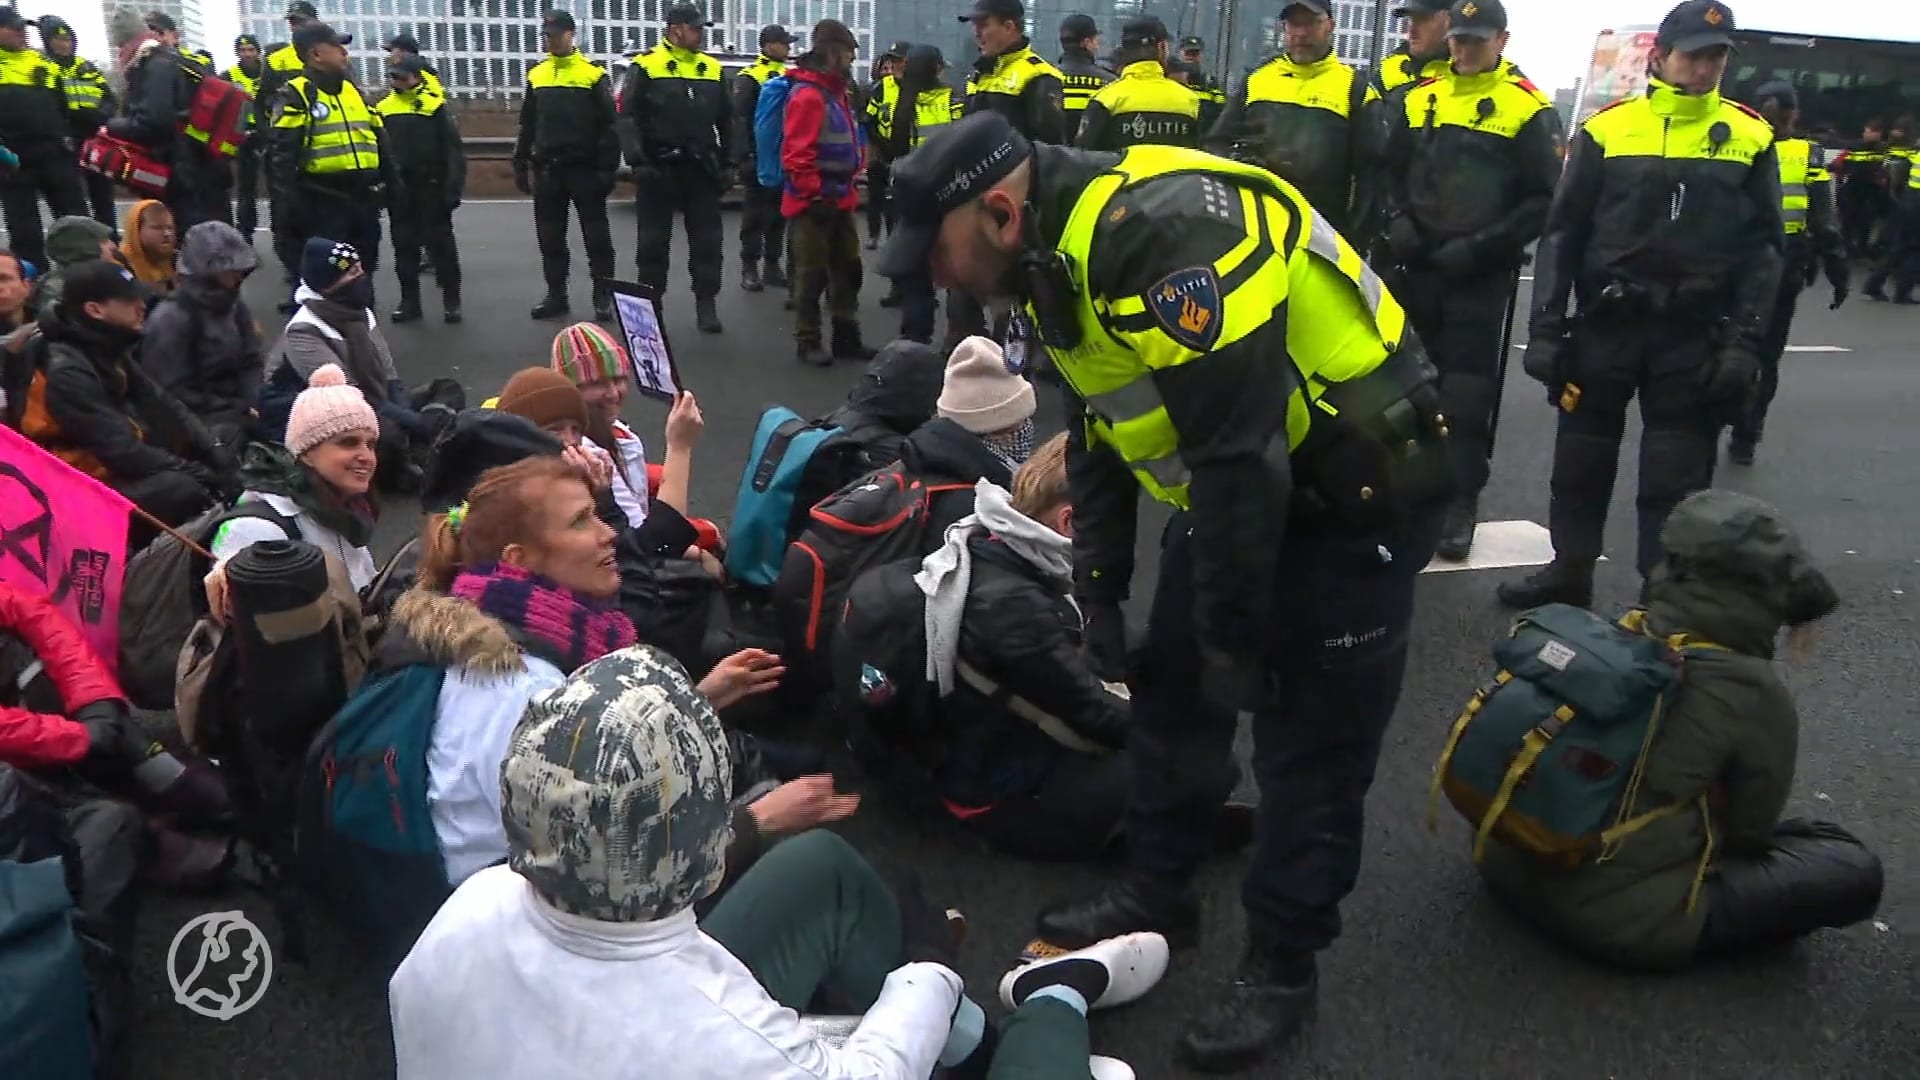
[{"xmin": 79, "ymin": 134, "xmax": 172, "ymax": 197}]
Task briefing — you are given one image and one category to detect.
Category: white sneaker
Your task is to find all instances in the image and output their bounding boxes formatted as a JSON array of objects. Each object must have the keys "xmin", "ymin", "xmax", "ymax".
[
  {"xmin": 1089, "ymin": 1056, "xmax": 1135, "ymax": 1080},
  {"xmin": 997, "ymin": 931, "xmax": 1170, "ymax": 1012}
]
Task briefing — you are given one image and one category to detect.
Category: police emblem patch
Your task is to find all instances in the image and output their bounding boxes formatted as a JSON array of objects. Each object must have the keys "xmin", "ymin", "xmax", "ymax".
[
  {"xmin": 1146, "ymin": 266, "xmax": 1223, "ymax": 353},
  {"xmin": 310, "ymin": 102, "xmax": 330, "ymax": 120}
]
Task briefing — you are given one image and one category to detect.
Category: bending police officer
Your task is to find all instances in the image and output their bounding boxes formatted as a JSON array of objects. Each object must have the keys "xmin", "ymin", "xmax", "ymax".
[
  {"xmin": 732, "ymin": 24, "xmax": 793, "ymax": 294},
  {"xmin": 377, "ymin": 54, "xmax": 464, "ymax": 324},
  {"xmin": 1502, "ymin": 0, "xmax": 1783, "ymax": 610},
  {"xmin": 515, "ymin": 10, "xmax": 619, "ymax": 322},
  {"xmin": 1077, "ymin": 17, "xmax": 1200, "ymax": 151},
  {"xmin": 1379, "ymin": 0, "xmax": 1562, "ymax": 560},
  {"xmin": 881, "ymin": 111, "xmax": 1450, "ymax": 1074}
]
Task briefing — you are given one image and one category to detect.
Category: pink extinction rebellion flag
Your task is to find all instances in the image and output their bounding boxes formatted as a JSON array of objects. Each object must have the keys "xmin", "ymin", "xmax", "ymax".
[{"xmin": 0, "ymin": 425, "xmax": 136, "ymax": 673}]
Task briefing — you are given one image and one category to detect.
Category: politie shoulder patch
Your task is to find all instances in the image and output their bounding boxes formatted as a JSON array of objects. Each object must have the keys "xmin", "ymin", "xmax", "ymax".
[{"xmin": 1146, "ymin": 266, "xmax": 1223, "ymax": 353}]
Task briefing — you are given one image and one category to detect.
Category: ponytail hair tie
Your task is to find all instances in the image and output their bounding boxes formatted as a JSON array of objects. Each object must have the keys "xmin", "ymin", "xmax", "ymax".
[{"xmin": 445, "ymin": 501, "xmax": 469, "ymax": 534}]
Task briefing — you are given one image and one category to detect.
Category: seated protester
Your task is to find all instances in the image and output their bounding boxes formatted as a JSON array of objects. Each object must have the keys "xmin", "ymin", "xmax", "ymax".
[
  {"xmin": 118, "ymin": 200, "xmax": 178, "ymax": 301},
  {"xmin": 900, "ymin": 336, "xmax": 1038, "ymax": 538},
  {"xmin": 260, "ymin": 239, "xmax": 429, "ymax": 492},
  {"xmin": 1478, "ymin": 490, "xmax": 1884, "ymax": 971},
  {"xmin": 139, "ymin": 222, "xmax": 264, "ymax": 454},
  {"xmin": 796, "ymin": 338, "xmax": 947, "ymax": 527},
  {"xmin": 17, "ymin": 261, "xmax": 232, "ymax": 530},
  {"xmin": 201, "ymin": 365, "xmax": 383, "ymax": 621},
  {"xmin": 0, "ymin": 248, "xmax": 29, "ymax": 336},
  {"xmin": 1, "ymin": 249, "xmax": 33, "ymax": 426},
  {"xmin": 385, "ymin": 456, "xmax": 837, "ymax": 891},
  {"xmin": 29, "ymin": 217, "xmax": 119, "ymax": 321},
  {"xmin": 390, "ymin": 644, "xmax": 1166, "ymax": 1080}
]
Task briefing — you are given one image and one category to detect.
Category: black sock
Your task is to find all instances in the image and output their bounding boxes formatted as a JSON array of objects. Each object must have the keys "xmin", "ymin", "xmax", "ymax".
[
  {"xmin": 945, "ymin": 1021, "xmax": 1001, "ymax": 1080},
  {"xmin": 1010, "ymin": 956, "xmax": 1110, "ymax": 1008}
]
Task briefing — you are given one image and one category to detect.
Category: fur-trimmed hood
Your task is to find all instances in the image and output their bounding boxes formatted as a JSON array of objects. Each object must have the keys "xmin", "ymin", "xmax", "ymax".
[{"xmin": 379, "ymin": 588, "xmax": 526, "ymax": 677}]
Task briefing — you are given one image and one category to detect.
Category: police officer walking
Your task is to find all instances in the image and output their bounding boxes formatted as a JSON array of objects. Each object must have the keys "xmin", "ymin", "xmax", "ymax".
[
  {"xmin": 1378, "ymin": 0, "xmax": 1561, "ymax": 560},
  {"xmin": 1077, "ymin": 17, "xmax": 1199, "ymax": 150},
  {"xmin": 1726, "ymin": 81, "xmax": 1850, "ymax": 465},
  {"xmin": 378, "ymin": 54, "xmax": 464, "ymax": 323},
  {"xmin": 1502, "ymin": 0, "xmax": 1782, "ymax": 610},
  {"xmin": 226, "ymin": 35, "xmax": 266, "ymax": 241},
  {"xmin": 36, "ymin": 17, "xmax": 115, "ymax": 236},
  {"xmin": 619, "ymin": 3, "xmax": 731, "ymax": 334},
  {"xmin": 516, "ymin": 10, "xmax": 618, "ymax": 322},
  {"xmin": 267, "ymin": 22, "xmax": 391, "ymax": 308},
  {"xmin": 1178, "ymin": 35, "xmax": 1226, "ymax": 131},
  {"xmin": 0, "ymin": 6, "xmax": 87, "ymax": 272},
  {"xmin": 882, "ymin": 110, "xmax": 1451, "ymax": 1073},
  {"xmin": 1056, "ymin": 13, "xmax": 1114, "ymax": 131},
  {"xmin": 1206, "ymin": 1, "xmax": 1386, "ymax": 245},
  {"xmin": 732, "ymin": 24, "xmax": 793, "ymax": 293}
]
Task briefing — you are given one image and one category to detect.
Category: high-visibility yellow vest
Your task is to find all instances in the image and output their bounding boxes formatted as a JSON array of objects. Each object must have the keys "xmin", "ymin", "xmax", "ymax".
[
  {"xmin": 275, "ymin": 75, "xmax": 382, "ymax": 174},
  {"xmin": 1032, "ymin": 146, "xmax": 1406, "ymax": 509},
  {"xmin": 224, "ymin": 64, "xmax": 261, "ymax": 96},
  {"xmin": 1775, "ymin": 137, "xmax": 1815, "ymax": 235},
  {"xmin": 268, "ymin": 45, "xmax": 302, "ymax": 76},
  {"xmin": 374, "ymin": 85, "xmax": 446, "ymax": 118},
  {"xmin": 0, "ymin": 47, "xmax": 61, "ymax": 91},
  {"xmin": 52, "ymin": 56, "xmax": 107, "ymax": 112}
]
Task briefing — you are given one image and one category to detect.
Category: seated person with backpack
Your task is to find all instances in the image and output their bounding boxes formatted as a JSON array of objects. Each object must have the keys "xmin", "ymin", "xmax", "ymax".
[
  {"xmin": 1470, "ymin": 490, "xmax": 1884, "ymax": 970},
  {"xmin": 17, "ymin": 260, "xmax": 234, "ymax": 532},
  {"xmin": 390, "ymin": 644, "xmax": 1166, "ymax": 1080},
  {"xmin": 28, "ymin": 216, "xmax": 118, "ymax": 320},
  {"xmin": 201, "ymin": 365, "xmax": 385, "ymax": 619},
  {"xmin": 139, "ymin": 221, "xmax": 265, "ymax": 456},
  {"xmin": 904, "ymin": 336, "xmax": 1039, "ymax": 531}
]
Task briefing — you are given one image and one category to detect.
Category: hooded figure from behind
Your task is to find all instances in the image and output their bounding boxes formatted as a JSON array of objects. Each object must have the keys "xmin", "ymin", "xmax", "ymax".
[
  {"xmin": 29, "ymin": 216, "xmax": 119, "ymax": 320},
  {"xmin": 141, "ymin": 222, "xmax": 265, "ymax": 450},
  {"xmin": 1478, "ymin": 489, "xmax": 1882, "ymax": 971}
]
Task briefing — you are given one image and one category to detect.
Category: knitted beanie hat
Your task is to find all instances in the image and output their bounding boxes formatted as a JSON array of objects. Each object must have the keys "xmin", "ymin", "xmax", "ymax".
[
  {"xmin": 300, "ymin": 237, "xmax": 362, "ymax": 294},
  {"xmin": 496, "ymin": 366, "xmax": 589, "ymax": 432},
  {"xmin": 937, "ymin": 336, "xmax": 1036, "ymax": 435},
  {"xmin": 285, "ymin": 363, "xmax": 379, "ymax": 456},
  {"xmin": 550, "ymin": 321, "xmax": 629, "ymax": 386}
]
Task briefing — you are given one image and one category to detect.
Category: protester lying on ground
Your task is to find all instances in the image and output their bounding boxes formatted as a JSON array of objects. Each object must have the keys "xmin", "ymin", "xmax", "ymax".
[
  {"xmin": 201, "ymin": 366, "xmax": 383, "ymax": 621},
  {"xmin": 139, "ymin": 222, "xmax": 264, "ymax": 454},
  {"xmin": 901, "ymin": 336, "xmax": 1039, "ymax": 535},
  {"xmin": 17, "ymin": 261, "xmax": 234, "ymax": 530},
  {"xmin": 29, "ymin": 216, "xmax": 119, "ymax": 320},
  {"xmin": 389, "ymin": 643, "xmax": 1166, "ymax": 1080},
  {"xmin": 260, "ymin": 239, "xmax": 430, "ymax": 492},
  {"xmin": 1478, "ymin": 489, "xmax": 1884, "ymax": 971},
  {"xmin": 382, "ymin": 456, "xmax": 843, "ymax": 892},
  {"xmin": 118, "ymin": 199, "xmax": 177, "ymax": 300}
]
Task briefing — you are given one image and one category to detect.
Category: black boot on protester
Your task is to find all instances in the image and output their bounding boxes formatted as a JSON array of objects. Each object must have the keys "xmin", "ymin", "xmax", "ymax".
[
  {"xmin": 531, "ymin": 295, "xmax": 570, "ymax": 320},
  {"xmin": 442, "ymin": 282, "xmax": 463, "ymax": 324},
  {"xmin": 1176, "ymin": 948, "xmax": 1318, "ymax": 1074},
  {"xmin": 831, "ymin": 319, "xmax": 876, "ymax": 361},
  {"xmin": 390, "ymin": 289, "xmax": 423, "ymax": 324},
  {"xmin": 695, "ymin": 296, "xmax": 724, "ymax": 334},
  {"xmin": 740, "ymin": 262, "xmax": 764, "ymax": 292},
  {"xmin": 1034, "ymin": 877, "xmax": 1201, "ymax": 954},
  {"xmin": 1435, "ymin": 496, "xmax": 1479, "ymax": 561},
  {"xmin": 1495, "ymin": 558, "xmax": 1595, "ymax": 610},
  {"xmin": 762, "ymin": 258, "xmax": 788, "ymax": 289}
]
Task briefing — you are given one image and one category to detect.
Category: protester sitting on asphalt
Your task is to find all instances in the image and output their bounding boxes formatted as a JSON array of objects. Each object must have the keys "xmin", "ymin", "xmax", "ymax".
[
  {"xmin": 1478, "ymin": 489, "xmax": 1885, "ymax": 971},
  {"xmin": 0, "ymin": 249, "xmax": 29, "ymax": 336},
  {"xmin": 201, "ymin": 365, "xmax": 384, "ymax": 622},
  {"xmin": 15, "ymin": 260, "xmax": 234, "ymax": 533},
  {"xmin": 389, "ymin": 643, "xmax": 1166, "ymax": 1080},
  {"xmin": 897, "ymin": 335, "xmax": 1039, "ymax": 539},
  {"xmin": 384, "ymin": 456, "xmax": 840, "ymax": 892},
  {"xmin": 139, "ymin": 222, "xmax": 265, "ymax": 456},
  {"xmin": 118, "ymin": 199, "xmax": 178, "ymax": 300},
  {"xmin": 29, "ymin": 216, "xmax": 119, "ymax": 320},
  {"xmin": 259, "ymin": 239, "xmax": 431, "ymax": 492},
  {"xmin": 0, "ymin": 250, "xmax": 33, "ymax": 418},
  {"xmin": 813, "ymin": 337, "xmax": 947, "ymax": 491}
]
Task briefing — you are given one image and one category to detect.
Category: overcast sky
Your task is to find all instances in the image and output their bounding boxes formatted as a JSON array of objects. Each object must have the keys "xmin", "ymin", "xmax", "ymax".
[{"xmin": 1496, "ymin": 0, "xmax": 1920, "ymax": 93}]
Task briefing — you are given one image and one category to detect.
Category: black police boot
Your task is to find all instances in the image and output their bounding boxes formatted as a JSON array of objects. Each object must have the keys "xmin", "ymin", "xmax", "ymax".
[
  {"xmin": 1495, "ymin": 558, "xmax": 1595, "ymax": 610},
  {"xmin": 442, "ymin": 284, "xmax": 463, "ymax": 324},
  {"xmin": 831, "ymin": 320, "xmax": 876, "ymax": 362},
  {"xmin": 695, "ymin": 296, "xmax": 724, "ymax": 334},
  {"xmin": 796, "ymin": 341, "xmax": 831, "ymax": 368},
  {"xmin": 1435, "ymin": 496, "xmax": 1478, "ymax": 561},
  {"xmin": 762, "ymin": 258, "xmax": 788, "ymax": 289},
  {"xmin": 592, "ymin": 282, "xmax": 613, "ymax": 322},
  {"xmin": 1176, "ymin": 948, "xmax": 1318, "ymax": 1074},
  {"xmin": 531, "ymin": 295, "xmax": 570, "ymax": 320},
  {"xmin": 390, "ymin": 288, "xmax": 423, "ymax": 324},
  {"xmin": 1034, "ymin": 877, "xmax": 1202, "ymax": 953},
  {"xmin": 740, "ymin": 262, "xmax": 764, "ymax": 292}
]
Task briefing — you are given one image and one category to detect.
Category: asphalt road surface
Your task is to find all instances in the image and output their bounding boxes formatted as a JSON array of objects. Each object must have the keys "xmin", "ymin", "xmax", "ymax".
[{"xmin": 119, "ymin": 203, "xmax": 1916, "ymax": 1079}]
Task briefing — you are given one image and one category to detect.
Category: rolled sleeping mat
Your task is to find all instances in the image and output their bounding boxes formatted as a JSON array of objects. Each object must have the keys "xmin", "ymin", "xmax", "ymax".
[{"xmin": 225, "ymin": 540, "xmax": 348, "ymax": 762}]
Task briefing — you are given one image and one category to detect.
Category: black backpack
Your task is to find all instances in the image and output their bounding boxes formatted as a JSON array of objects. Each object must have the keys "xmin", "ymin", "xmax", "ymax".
[{"xmin": 832, "ymin": 558, "xmax": 940, "ymax": 776}]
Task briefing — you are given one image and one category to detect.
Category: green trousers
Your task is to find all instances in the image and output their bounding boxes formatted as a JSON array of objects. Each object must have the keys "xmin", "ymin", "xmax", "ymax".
[
  {"xmin": 787, "ymin": 207, "xmax": 861, "ymax": 347},
  {"xmin": 704, "ymin": 830, "xmax": 1092, "ymax": 1077}
]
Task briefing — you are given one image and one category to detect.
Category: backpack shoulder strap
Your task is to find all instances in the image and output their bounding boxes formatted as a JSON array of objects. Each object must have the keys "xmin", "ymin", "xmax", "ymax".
[{"xmin": 207, "ymin": 499, "xmax": 305, "ymax": 545}]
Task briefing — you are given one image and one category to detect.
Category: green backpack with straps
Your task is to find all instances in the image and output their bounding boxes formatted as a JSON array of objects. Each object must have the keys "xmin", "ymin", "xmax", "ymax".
[{"xmin": 1431, "ymin": 603, "xmax": 1724, "ymax": 871}]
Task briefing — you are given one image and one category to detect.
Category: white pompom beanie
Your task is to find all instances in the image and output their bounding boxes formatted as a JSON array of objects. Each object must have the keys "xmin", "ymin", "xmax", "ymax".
[{"xmin": 285, "ymin": 364, "xmax": 380, "ymax": 456}]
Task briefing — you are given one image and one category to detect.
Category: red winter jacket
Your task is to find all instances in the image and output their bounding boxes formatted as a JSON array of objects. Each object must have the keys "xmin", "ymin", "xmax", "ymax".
[
  {"xmin": 0, "ymin": 582, "xmax": 123, "ymax": 768},
  {"xmin": 780, "ymin": 65, "xmax": 864, "ymax": 217}
]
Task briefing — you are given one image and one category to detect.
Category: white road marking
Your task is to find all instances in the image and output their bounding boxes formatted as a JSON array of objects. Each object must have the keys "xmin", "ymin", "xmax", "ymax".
[
  {"xmin": 1512, "ymin": 343, "xmax": 1852, "ymax": 352},
  {"xmin": 1421, "ymin": 519, "xmax": 1605, "ymax": 574}
]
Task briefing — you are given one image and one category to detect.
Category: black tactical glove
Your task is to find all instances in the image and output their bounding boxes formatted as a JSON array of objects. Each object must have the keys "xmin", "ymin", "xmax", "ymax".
[
  {"xmin": 1382, "ymin": 215, "xmax": 1423, "ymax": 264},
  {"xmin": 1199, "ymin": 647, "xmax": 1266, "ymax": 714},
  {"xmin": 1079, "ymin": 602, "xmax": 1130, "ymax": 683},
  {"xmin": 1428, "ymin": 237, "xmax": 1477, "ymax": 278},
  {"xmin": 75, "ymin": 699, "xmax": 145, "ymax": 770},
  {"xmin": 513, "ymin": 166, "xmax": 532, "ymax": 195},
  {"xmin": 1522, "ymin": 323, "xmax": 1574, "ymax": 400},
  {"xmin": 1704, "ymin": 344, "xmax": 1760, "ymax": 404}
]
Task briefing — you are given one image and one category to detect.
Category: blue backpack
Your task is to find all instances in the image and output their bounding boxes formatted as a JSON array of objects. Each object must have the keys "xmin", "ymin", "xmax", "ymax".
[
  {"xmin": 754, "ymin": 74, "xmax": 793, "ymax": 189},
  {"xmin": 0, "ymin": 858, "xmax": 92, "ymax": 1080},
  {"xmin": 297, "ymin": 663, "xmax": 451, "ymax": 959},
  {"xmin": 725, "ymin": 405, "xmax": 847, "ymax": 588}
]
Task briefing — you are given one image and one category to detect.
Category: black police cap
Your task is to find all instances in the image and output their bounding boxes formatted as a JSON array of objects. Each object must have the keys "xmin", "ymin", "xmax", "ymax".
[
  {"xmin": 1282, "ymin": 1, "xmax": 1332, "ymax": 16},
  {"xmin": 1120, "ymin": 15, "xmax": 1169, "ymax": 47},
  {"xmin": 286, "ymin": 1, "xmax": 319, "ymax": 20},
  {"xmin": 1179, "ymin": 35, "xmax": 1205, "ymax": 50},
  {"xmin": 1446, "ymin": 0, "xmax": 1507, "ymax": 39},
  {"xmin": 960, "ymin": 0, "xmax": 1024, "ymax": 24},
  {"xmin": 1059, "ymin": 13, "xmax": 1098, "ymax": 41},
  {"xmin": 759, "ymin": 24, "xmax": 795, "ymax": 45},
  {"xmin": 292, "ymin": 22, "xmax": 351, "ymax": 56},
  {"xmin": 1753, "ymin": 80, "xmax": 1797, "ymax": 110},
  {"xmin": 665, "ymin": 3, "xmax": 713, "ymax": 27},
  {"xmin": 1657, "ymin": 0, "xmax": 1737, "ymax": 54},
  {"xmin": 388, "ymin": 54, "xmax": 429, "ymax": 77},
  {"xmin": 235, "ymin": 33, "xmax": 261, "ymax": 49},
  {"xmin": 386, "ymin": 32, "xmax": 421, "ymax": 52},
  {"xmin": 879, "ymin": 111, "xmax": 1032, "ymax": 279},
  {"xmin": 1391, "ymin": 0, "xmax": 1450, "ymax": 16},
  {"xmin": 541, "ymin": 10, "xmax": 575, "ymax": 33}
]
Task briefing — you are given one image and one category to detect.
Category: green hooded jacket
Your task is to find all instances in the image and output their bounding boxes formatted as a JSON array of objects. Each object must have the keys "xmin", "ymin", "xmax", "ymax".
[
  {"xmin": 1477, "ymin": 490, "xmax": 1839, "ymax": 971},
  {"xmin": 31, "ymin": 216, "xmax": 117, "ymax": 320}
]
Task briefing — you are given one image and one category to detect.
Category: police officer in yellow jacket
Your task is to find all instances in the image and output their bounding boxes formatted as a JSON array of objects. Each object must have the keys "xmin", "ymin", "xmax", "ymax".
[
  {"xmin": 268, "ymin": 23, "xmax": 391, "ymax": 308},
  {"xmin": 875, "ymin": 42, "xmax": 961, "ymax": 343},
  {"xmin": 517, "ymin": 11, "xmax": 619, "ymax": 322},
  {"xmin": 384, "ymin": 33, "xmax": 444, "ymax": 97},
  {"xmin": 0, "ymin": 6, "xmax": 88, "ymax": 272},
  {"xmin": 1727, "ymin": 81, "xmax": 1850, "ymax": 465},
  {"xmin": 1178, "ymin": 34, "xmax": 1226, "ymax": 131},
  {"xmin": 732, "ymin": 24, "xmax": 794, "ymax": 293},
  {"xmin": 227, "ymin": 36, "xmax": 267, "ymax": 240},
  {"xmin": 618, "ymin": 4, "xmax": 732, "ymax": 334},
  {"xmin": 1501, "ymin": 0, "xmax": 1784, "ymax": 610},
  {"xmin": 260, "ymin": 2, "xmax": 317, "ymax": 106},
  {"xmin": 881, "ymin": 110, "xmax": 1451, "ymax": 1074},
  {"xmin": 35, "ymin": 17, "xmax": 116, "ymax": 235},
  {"xmin": 377, "ymin": 55, "xmax": 464, "ymax": 324},
  {"xmin": 1206, "ymin": 1, "xmax": 1386, "ymax": 245},
  {"xmin": 1056, "ymin": 13, "xmax": 1114, "ymax": 129},
  {"xmin": 1379, "ymin": 0, "xmax": 1562, "ymax": 560},
  {"xmin": 1077, "ymin": 16, "xmax": 1199, "ymax": 151}
]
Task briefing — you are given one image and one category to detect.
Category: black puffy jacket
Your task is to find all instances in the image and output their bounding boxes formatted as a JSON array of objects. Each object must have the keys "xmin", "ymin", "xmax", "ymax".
[
  {"xmin": 895, "ymin": 417, "xmax": 1014, "ymax": 540},
  {"xmin": 139, "ymin": 277, "xmax": 264, "ymax": 428}
]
